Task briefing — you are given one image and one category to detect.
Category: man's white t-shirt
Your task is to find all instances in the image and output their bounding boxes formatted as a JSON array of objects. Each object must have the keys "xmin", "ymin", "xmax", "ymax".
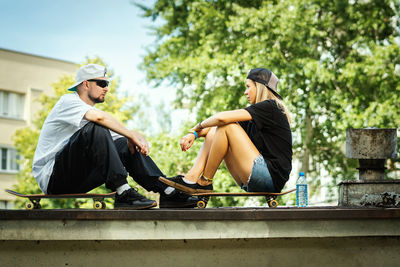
[{"xmin": 32, "ymin": 92, "xmax": 122, "ymax": 193}]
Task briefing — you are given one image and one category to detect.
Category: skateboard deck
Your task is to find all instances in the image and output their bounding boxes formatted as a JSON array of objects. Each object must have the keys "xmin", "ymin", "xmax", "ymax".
[
  {"xmin": 5, "ymin": 189, "xmax": 115, "ymax": 210},
  {"xmin": 191, "ymin": 189, "xmax": 296, "ymax": 208}
]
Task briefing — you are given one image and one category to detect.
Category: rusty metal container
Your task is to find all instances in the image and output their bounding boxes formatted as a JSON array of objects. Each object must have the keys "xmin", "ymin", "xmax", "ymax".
[
  {"xmin": 339, "ymin": 128, "xmax": 399, "ymax": 207},
  {"xmin": 346, "ymin": 128, "xmax": 397, "ymax": 159},
  {"xmin": 346, "ymin": 128, "xmax": 397, "ymax": 181}
]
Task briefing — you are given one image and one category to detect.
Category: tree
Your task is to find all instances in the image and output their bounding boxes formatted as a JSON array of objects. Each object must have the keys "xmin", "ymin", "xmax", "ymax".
[
  {"xmin": 137, "ymin": 0, "xmax": 400, "ymax": 202},
  {"xmin": 12, "ymin": 57, "xmax": 141, "ymax": 208}
]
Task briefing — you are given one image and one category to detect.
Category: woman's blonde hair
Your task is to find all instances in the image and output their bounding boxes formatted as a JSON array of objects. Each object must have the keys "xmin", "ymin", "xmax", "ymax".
[{"xmin": 254, "ymin": 82, "xmax": 291, "ymax": 123}]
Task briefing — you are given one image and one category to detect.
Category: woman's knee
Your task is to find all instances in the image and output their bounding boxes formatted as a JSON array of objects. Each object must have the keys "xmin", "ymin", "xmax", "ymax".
[
  {"xmin": 214, "ymin": 123, "xmax": 225, "ymax": 132},
  {"xmin": 215, "ymin": 123, "xmax": 240, "ymax": 134}
]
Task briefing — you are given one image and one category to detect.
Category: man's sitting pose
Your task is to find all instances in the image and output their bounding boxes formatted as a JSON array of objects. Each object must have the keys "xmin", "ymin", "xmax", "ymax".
[{"xmin": 32, "ymin": 64, "xmax": 197, "ymax": 209}]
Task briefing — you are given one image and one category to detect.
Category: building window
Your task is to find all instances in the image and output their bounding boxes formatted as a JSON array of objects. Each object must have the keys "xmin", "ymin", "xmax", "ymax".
[
  {"xmin": 0, "ymin": 200, "xmax": 14, "ymax": 209},
  {"xmin": 0, "ymin": 90, "xmax": 24, "ymax": 119},
  {"xmin": 0, "ymin": 147, "xmax": 20, "ymax": 172}
]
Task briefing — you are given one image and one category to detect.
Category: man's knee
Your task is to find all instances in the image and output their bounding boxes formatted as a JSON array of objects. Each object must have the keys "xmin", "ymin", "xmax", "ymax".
[{"xmin": 81, "ymin": 122, "xmax": 112, "ymax": 139}]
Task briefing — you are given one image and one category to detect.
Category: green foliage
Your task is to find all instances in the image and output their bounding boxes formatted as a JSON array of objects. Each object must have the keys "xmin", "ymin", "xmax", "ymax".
[
  {"xmin": 12, "ymin": 57, "xmax": 139, "ymax": 209},
  {"xmin": 138, "ymin": 0, "xmax": 400, "ymax": 203}
]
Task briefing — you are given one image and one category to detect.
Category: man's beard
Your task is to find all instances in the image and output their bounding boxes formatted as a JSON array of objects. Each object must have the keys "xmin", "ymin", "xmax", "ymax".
[{"xmin": 89, "ymin": 94, "xmax": 105, "ymax": 104}]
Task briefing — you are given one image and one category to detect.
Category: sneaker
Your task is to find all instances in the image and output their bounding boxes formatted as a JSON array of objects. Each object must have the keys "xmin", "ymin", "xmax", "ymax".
[
  {"xmin": 159, "ymin": 190, "xmax": 199, "ymax": 208},
  {"xmin": 159, "ymin": 175, "xmax": 213, "ymax": 194},
  {"xmin": 114, "ymin": 188, "xmax": 157, "ymax": 210}
]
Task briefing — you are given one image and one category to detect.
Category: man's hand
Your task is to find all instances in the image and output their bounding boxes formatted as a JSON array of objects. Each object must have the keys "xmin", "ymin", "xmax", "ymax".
[
  {"xmin": 180, "ymin": 133, "xmax": 195, "ymax": 151},
  {"xmin": 128, "ymin": 132, "xmax": 150, "ymax": 156}
]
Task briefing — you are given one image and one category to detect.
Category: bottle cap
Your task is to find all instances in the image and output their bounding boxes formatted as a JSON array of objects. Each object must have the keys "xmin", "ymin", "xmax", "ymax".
[{"xmin": 299, "ymin": 172, "xmax": 304, "ymax": 176}]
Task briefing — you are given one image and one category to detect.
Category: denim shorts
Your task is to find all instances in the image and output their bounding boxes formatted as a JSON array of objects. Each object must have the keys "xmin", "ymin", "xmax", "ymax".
[{"xmin": 242, "ymin": 154, "xmax": 276, "ymax": 192}]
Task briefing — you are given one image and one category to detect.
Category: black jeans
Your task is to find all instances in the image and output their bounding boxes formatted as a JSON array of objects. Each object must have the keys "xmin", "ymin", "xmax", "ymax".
[{"xmin": 47, "ymin": 122, "xmax": 168, "ymax": 194}]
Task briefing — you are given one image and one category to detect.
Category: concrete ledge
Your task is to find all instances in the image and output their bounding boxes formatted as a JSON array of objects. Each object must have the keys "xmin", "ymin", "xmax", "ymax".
[
  {"xmin": 1, "ymin": 218, "xmax": 400, "ymax": 240},
  {"xmin": 2, "ymin": 206, "xmax": 400, "ymax": 220},
  {"xmin": 2, "ymin": 207, "xmax": 400, "ymax": 266},
  {"xmin": 1, "ymin": 207, "xmax": 400, "ymax": 241}
]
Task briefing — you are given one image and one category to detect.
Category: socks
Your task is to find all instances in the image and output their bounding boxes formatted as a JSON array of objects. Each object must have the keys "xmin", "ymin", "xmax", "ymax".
[
  {"xmin": 183, "ymin": 177, "xmax": 196, "ymax": 184},
  {"xmin": 116, "ymin": 184, "xmax": 131, "ymax": 195}
]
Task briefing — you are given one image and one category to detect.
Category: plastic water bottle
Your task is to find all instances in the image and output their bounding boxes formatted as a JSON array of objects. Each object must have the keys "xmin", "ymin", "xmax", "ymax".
[{"xmin": 296, "ymin": 172, "xmax": 308, "ymax": 207}]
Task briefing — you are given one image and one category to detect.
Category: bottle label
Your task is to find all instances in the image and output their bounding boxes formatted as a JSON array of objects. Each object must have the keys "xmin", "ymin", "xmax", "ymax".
[{"xmin": 296, "ymin": 184, "xmax": 308, "ymax": 207}]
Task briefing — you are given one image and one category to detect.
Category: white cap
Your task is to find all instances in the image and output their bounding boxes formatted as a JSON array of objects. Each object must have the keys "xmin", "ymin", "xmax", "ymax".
[{"xmin": 68, "ymin": 64, "xmax": 108, "ymax": 91}]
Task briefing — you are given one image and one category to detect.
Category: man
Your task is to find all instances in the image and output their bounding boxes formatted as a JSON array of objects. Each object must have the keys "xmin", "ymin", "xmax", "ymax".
[{"xmin": 32, "ymin": 64, "xmax": 196, "ymax": 209}]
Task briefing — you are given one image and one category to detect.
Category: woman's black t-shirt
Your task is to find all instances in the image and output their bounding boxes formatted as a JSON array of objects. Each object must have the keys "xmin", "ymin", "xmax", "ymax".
[{"xmin": 238, "ymin": 99, "xmax": 292, "ymax": 192}]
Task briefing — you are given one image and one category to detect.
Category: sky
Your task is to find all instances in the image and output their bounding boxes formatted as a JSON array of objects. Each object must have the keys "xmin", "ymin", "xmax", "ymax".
[{"xmin": 0, "ymin": 0, "xmax": 187, "ymax": 133}]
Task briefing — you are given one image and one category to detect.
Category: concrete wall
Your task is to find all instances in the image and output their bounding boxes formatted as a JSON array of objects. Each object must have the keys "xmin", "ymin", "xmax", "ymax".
[{"xmin": 1, "ymin": 237, "xmax": 399, "ymax": 267}]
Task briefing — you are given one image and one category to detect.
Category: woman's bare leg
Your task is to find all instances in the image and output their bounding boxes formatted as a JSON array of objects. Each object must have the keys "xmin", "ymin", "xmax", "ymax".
[
  {"xmin": 224, "ymin": 143, "xmax": 257, "ymax": 186},
  {"xmin": 198, "ymin": 123, "xmax": 259, "ymax": 186},
  {"xmin": 183, "ymin": 127, "xmax": 216, "ymax": 182}
]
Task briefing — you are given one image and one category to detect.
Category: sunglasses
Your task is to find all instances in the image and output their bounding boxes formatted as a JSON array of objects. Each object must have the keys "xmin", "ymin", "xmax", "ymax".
[{"xmin": 87, "ymin": 79, "xmax": 110, "ymax": 88}]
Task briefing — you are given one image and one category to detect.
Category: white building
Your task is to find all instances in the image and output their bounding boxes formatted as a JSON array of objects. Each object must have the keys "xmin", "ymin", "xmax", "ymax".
[{"xmin": 0, "ymin": 48, "xmax": 77, "ymax": 208}]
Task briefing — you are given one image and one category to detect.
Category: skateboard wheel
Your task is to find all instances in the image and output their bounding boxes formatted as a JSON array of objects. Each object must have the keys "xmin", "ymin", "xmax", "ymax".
[
  {"xmin": 26, "ymin": 202, "xmax": 34, "ymax": 210},
  {"xmin": 268, "ymin": 199, "xmax": 278, "ymax": 208},
  {"xmin": 101, "ymin": 201, "xmax": 107, "ymax": 209},
  {"xmin": 93, "ymin": 201, "xmax": 102, "ymax": 209},
  {"xmin": 197, "ymin": 200, "xmax": 206, "ymax": 209}
]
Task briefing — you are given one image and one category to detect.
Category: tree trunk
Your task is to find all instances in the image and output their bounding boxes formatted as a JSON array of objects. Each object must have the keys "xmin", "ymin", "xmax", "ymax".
[{"xmin": 301, "ymin": 108, "xmax": 312, "ymax": 174}]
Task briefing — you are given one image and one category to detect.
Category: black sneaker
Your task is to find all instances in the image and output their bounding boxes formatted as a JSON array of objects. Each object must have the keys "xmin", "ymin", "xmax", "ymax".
[
  {"xmin": 159, "ymin": 190, "xmax": 199, "ymax": 208},
  {"xmin": 114, "ymin": 188, "xmax": 157, "ymax": 210},
  {"xmin": 159, "ymin": 175, "xmax": 213, "ymax": 194}
]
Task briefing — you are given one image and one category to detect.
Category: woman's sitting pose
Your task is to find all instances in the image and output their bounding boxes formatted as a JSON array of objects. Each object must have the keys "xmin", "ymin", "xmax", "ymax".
[{"xmin": 159, "ymin": 68, "xmax": 292, "ymax": 194}]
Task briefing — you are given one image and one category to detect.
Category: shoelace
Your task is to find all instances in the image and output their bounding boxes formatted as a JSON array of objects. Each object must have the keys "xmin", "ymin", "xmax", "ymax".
[{"xmin": 127, "ymin": 188, "xmax": 148, "ymax": 200}]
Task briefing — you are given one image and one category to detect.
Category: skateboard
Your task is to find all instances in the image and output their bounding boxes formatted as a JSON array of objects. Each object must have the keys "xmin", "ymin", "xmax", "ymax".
[
  {"xmin": 191, "ymin": 189, "xmax": 296, "ymax": 209},
  {"xmin": 5, "ymin": 189, "xmax": 115, "ymax": 210}
]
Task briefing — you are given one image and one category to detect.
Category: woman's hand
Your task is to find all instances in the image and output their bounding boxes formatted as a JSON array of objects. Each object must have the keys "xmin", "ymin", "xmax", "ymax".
[{"xmin": 180, "ymin": 133, "xmax": 196, "ymax": 151}]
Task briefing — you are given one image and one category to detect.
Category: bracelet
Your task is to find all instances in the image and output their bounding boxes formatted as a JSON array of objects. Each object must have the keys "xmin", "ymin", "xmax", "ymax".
[{"xmin": 189, "ymin": 131, "xmax": 198, "ymax": 139}]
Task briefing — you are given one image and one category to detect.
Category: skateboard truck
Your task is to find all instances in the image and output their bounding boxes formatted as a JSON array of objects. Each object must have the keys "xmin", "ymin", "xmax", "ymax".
[{"xmin": 26, "ymin": 198, "xmax": 41, "ymax": 210}]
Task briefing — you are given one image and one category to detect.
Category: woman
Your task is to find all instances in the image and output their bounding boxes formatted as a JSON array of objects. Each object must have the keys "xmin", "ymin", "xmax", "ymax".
[{"xmin": 159, "ymin": 68, "xmax": 292, "ymax": 194}]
